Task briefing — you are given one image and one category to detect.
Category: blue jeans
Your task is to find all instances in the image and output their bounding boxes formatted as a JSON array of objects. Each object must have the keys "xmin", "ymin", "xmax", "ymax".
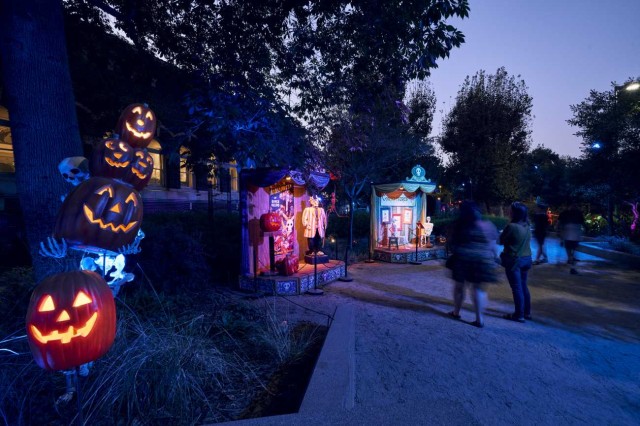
[{"xmin": 505, "ymin": 256, "xmax": 532, "ymax": 318}]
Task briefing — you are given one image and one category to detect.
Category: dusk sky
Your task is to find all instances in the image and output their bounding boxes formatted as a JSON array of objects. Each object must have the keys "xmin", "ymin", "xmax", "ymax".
[{"xmin": 428, "ymin": 0, "xmax": 640, "ymax": 158}]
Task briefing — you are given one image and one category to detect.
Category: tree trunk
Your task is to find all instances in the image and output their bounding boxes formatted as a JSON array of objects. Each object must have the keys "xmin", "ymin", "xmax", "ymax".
[{"xmin": 0, "ymin": 0, "xmax": 84, "ymax": 281}]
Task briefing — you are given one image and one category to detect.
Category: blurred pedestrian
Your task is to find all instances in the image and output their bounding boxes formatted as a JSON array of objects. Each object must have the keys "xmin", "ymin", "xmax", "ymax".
[
  {"xmin": 499, "ymin": 202, "xmax": 533, "ymax": 323},
  {"xmin": 532, "ymin": 202, "xmax": 549, "ymax": 265},
  {"xmin": 447, "ymin": 201, "xmax": 498, "ymax": 328},
  {"xmin": 558, "ymin": 204, "xmax": 585, "ymax": 275}
]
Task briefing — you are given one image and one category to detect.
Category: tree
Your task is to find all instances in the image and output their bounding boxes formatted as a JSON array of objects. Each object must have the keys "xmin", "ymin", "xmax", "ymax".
[
  {"xmin": 280, "ymin": 0, "xmax": 469, "ymax": 121},
  {"xmin": 0, "ymin": 0, "xmax": 84, "ymax": 280},
  {"xmin": 181, "ymin": 85, "xmax": 311, "ymax": 171},
  {"xmin": 404, "ymin": 81, "xmax": 442, "ymax": 180},
  {"xmin": 439, "ymin": 67, "xmax": 533, "ymax": 212},
  {"xmin": 519, "ymin": 145, "xmax": 567, "ymax": 207},
  {"xmin": 567, "ymin": 79, "xmax": 640, "ymax": 233},
  {"xmin": 322, "ymin": 85, "xmax": 430, "ymax": 271}
]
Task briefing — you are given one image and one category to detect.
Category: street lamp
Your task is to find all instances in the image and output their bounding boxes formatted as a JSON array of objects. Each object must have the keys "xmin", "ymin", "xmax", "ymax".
[{"xmin": 602, "ymin": 80, "xmax": 640, "ymax": 234}]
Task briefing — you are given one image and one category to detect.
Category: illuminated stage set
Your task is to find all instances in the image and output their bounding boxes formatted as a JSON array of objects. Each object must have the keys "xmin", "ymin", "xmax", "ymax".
[
  {"xmin": 238, "ymin": 168, "xmax": 345, "ymax": 295},
  {"xmin": 370, "ymin": 165, "xmax": 446, "ymax": 263}
]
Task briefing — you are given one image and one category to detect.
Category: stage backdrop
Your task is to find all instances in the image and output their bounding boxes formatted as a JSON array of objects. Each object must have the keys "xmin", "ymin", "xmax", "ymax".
[
  {"xmin": 370, "ymin": 165, "xmax": 436, "ymax": 254},
  {"xmin": 240, "ymin": 168, "xmax": 330, "ymax": 277}
]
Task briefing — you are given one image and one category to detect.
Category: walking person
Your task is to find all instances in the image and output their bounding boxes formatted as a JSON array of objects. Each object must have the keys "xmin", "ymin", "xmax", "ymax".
[
  {"xmin": 558, "ymin": 204, "xmax": 585, "ymax": 275},
  {"xmin": 499, "ymin": 202, "xmax": 533, "ymax": 323},
  {"xmin": 532, "ymin": 202, "xmax": 549, "ymax": 265},
  {"xmin": 447, "ymin": 201, "xmax": 499, "ymax": 328}
]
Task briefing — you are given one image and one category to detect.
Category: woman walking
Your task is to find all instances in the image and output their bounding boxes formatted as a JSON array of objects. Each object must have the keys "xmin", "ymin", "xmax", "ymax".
[
  {"xmin": 499, "ymin": 202, "xmax": 533, "ymax": 323},
  {"xmin": 447, "ymin": 201, "xmax": 498, "ymax": 328}
]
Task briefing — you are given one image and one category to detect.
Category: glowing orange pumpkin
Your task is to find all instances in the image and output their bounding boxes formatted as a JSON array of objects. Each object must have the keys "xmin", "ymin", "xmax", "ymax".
[
  {"xmin": 26, "ymin": 270, "xmax": 116, "ymax": 371},
  {"xmin": 116, "ymin": 103, "xmax": 156, "ymax": 148},
  {"xmin": 260, "ymin": 212, "xmax": 282, "ymax": 232},
  {"xmin": 90, "ymin": 137, "xmax": 134, "ymax": 180},
  {"xmin": 54, "ymin": 177, "xmax": 143, "ymax": 253},
  {"xmin": 123, "ymin": 148, "xmax": 154, "ymax": 190}
]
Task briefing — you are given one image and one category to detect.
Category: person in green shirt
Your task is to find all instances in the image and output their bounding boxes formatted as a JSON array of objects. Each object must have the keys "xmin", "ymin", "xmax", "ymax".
[{"xmin": 499, "ymin": 202, "xmax": 533, "ymax": 323}]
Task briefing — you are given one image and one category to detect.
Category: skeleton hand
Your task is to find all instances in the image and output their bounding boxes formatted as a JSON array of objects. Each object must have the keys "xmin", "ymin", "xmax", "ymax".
[
  {"xmin": 39, "ymin": 237, "xmax": 67, "ymax": 258},
  {"xmin": 118, "ymin": 243, "xmax": 141, "ymax": 255},
  {"xmin": 118, "ymin": 229, "xmax": 145, "ymax": 255}
]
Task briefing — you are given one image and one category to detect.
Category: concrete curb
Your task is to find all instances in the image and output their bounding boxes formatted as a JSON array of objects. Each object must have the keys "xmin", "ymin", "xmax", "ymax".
[
  {"xmin": 215, "ymin": 304, "xmax": 356, "ymax": 425},
  {"xmin": 299, "ymin": 303, "xmax": 355, "ymax": 413}
]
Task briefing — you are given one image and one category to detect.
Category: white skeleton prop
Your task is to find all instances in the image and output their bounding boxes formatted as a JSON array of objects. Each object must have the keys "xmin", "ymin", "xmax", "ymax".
[
  {"xmin": 39, "ymin": 237, "xmax": 67, "ymax": 258},
  {"xmin": 58, "ymin": 156, "xmax": 90, "ymax": 201},
  {"xmin": 80, "ymin": 253, "xmax": 134, "ymax": 296},
  {"xmin": 58, "ymin": 156, "xmax": 90, "ymax": 186},
  {"xmin": 118, "ymin": 229, "xmax": 145, "ymax": 255}
]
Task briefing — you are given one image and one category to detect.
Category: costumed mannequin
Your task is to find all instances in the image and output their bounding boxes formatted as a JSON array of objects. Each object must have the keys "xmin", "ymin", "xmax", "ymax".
[
  {"xmin": 302, "ymin": 196, "xmax": 328, "ymax": 255},
  {"xmin": 424, "ymin": 216, "xmax": 434, "ymax": 247}
]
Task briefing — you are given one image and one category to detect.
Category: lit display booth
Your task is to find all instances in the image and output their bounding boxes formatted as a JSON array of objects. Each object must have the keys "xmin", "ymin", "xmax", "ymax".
[
  {"xmin": 370, "ymin": 165, "xmax": 446, "ymax": 263},
  {"xmin": 238, "ymin": 168, "xmax": 345, "ymax": 295}
]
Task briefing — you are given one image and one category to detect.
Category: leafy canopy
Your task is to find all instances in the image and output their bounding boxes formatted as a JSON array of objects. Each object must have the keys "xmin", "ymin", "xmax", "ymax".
[{"xmin": 440, "ymin": 67, "xmax": 532, "ymax": 209}]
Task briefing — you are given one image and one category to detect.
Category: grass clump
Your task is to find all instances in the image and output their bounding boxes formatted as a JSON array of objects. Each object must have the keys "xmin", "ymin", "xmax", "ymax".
[{"xmin": 0, "ymin": 267, "xmax": 327, "ymax": 425}]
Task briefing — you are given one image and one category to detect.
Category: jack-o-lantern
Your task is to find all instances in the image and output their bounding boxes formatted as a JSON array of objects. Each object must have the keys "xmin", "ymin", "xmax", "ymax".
[
  {"xmin": 54, "ymin": 177, "xmax": 143, "ymax": 253},
  {"xmin": 116, "ymin": 103, "xmax": 156, "ymax": 148},
  {"xmin": 123, "ymin": 148, "xmax": 154, "ymax": 190},
  {"xmin": 26, "ymin": 270, "xmax": 116, "ymax": 371},
  {"xmin": 260, "ymin": 212, "xmax": 282, "ymax": 232},
  {"xmin": 91, "ymin": 137, "xmax": 134, "ymax": 180}
]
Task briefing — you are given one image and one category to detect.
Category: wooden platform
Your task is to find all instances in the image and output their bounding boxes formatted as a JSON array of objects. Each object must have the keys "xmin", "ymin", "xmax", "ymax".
[
  {"xmin": 373, "ymin": 244, "xmax": 447, "ymax": 263},
  {"xmin": 239, "ymin": 260, "xmax": 345, "ymax": 295}
]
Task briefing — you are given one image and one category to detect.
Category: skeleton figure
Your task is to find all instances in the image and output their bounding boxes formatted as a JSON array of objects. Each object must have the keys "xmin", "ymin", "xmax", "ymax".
[
  {"xmin": 58, "ymin": 156, "xmax": 90, "ymax": 201},
  {"xmin": 80, "ymin": 253, "xmax": 135, "ymax": 296},
  {"xmin": 58, "ymin": 157, "xmax": 90, "ymax": 186}
]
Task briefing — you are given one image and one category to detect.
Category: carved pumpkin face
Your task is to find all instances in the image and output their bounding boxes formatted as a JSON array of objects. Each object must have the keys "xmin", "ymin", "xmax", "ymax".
[
  {"xmin": 26, "ymin": 270, "xmax": 116, "ymax": 371},
  {"xmin": 116, "ymin": 103, "xmax": 156, "ymax": 148},
  {"xmin": 91, "ymin": 137, "xmax": 134, "ymax": 180},
  {"xmin": 54, "ymin": 177, "xmax": 143, "ymax": 253},
  {"xmin": 124, "ymin": 148, "xmax": 154, "ymax": 190}
]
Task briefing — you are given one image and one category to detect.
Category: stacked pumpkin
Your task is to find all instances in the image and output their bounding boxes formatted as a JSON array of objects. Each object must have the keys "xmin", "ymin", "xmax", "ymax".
[
  {"xmin": 54, "ymin": 103, "xmax": 156, "ymax": 254},
  {"xmin": 26, "ymin": 104, "xmax": 157, "ymax": 372}
]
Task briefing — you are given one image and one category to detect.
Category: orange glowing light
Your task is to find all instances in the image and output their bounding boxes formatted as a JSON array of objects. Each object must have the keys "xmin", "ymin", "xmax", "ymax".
[
  {"xmin": 83, "ymin": 205, "xmax": 138, "ymax": 233},
  {"xmin": 125, "ymin": 122, "xmax": 153, "ymax": 139},
  {"xmin": 30, "ymin": 312, "xmax": 98, "ymax": 344}
]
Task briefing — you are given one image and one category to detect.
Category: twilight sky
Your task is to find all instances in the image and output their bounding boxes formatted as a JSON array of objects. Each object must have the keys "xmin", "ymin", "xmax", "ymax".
[{"xmin": 428, "ymin": 0, "xmax": 640, "ymax": 158}]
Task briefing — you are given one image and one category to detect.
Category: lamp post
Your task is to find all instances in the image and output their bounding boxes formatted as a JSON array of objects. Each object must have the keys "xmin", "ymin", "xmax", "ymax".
[{"xmin": 604, "ymin": 81, "xmax": 640, "ymax": 234}]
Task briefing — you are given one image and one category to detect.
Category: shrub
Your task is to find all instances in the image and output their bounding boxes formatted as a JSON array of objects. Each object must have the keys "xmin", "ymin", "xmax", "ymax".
[
  {"xmin": 326, "ymin": 210, "xmax": 370, "ymax": 239},
  {"xmin": 584, "ymin": 213, "xmax": 608, "ymax": 237},
  {"xmin": 0, "ymin": 285, "xmax": 326, "ymax": 425},
  {"xmin": 138, "ymin": 211, "xmax": 241, "ymax": 292}
]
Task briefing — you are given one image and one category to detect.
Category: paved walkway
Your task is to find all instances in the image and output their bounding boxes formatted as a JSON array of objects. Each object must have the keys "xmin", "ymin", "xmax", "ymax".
[{"xmin": 220, "ymin": 237, "xmax": 640, "ymax": 425}]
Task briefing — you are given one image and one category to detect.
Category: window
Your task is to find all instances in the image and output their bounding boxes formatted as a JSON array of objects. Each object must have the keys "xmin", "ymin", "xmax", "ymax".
[
  {"xmin": 179, "ymin": 146, "xmax": 192, "ymax": 187},
  {"xmin": 0, "ymin": 106, "xmax": 15, "ymax": 173},
  {"xmin": 229, "ymin": 161, "xmax": 238, "ymax": 191},
  {"xmin": 146, "ymin": 140, "xmax": 163, "ymax": 186}
]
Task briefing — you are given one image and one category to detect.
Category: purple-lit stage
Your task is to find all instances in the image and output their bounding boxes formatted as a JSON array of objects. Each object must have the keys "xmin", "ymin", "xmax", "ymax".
[
  {"xmin": 373, "ymin": 244, "xmax": 447, "ymax": 263},
  {"xmin": 239, "ymin": 259, "xmax": 345, "ymax": 295}
]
